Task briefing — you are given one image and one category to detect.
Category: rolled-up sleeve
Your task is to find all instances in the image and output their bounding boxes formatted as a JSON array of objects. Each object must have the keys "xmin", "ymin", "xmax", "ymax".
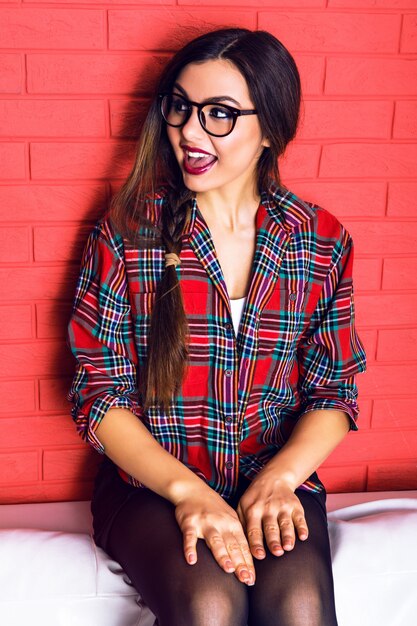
[
  {"xmin": 67, "ymin": 220, "xmax": 142, "ymax": 454},
  {"xmin": 297, "ymin": 226, "xmax": 367, "ymax": 430}
]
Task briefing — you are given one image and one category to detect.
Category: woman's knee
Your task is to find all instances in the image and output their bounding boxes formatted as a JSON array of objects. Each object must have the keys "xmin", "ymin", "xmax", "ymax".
[{"xmin": 159, "ymin": 578, "xmax": 248, "ymax": 626}]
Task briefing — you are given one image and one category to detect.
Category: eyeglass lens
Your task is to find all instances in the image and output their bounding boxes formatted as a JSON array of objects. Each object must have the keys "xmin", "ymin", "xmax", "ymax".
[{"xmin": 161, "ymin": 94, "xmax": 235, "ymax": 137}]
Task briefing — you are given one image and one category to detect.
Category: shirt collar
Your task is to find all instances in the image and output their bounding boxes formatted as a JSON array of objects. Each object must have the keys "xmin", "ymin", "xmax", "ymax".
[{"xmin": 179, "ymin": 181, "xmax": 316, "ymax": 241}]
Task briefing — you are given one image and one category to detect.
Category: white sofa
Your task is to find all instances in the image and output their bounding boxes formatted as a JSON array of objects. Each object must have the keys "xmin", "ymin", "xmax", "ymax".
[{"xmin": 1, "ymin": 491, "xmax": 417, "ymax": 626}]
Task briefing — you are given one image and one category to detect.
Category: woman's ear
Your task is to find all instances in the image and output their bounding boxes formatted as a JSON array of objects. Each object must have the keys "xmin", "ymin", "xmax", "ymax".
[{"xmin": 262, "ymin": 136, "xmax": 271, "ymax": 148}]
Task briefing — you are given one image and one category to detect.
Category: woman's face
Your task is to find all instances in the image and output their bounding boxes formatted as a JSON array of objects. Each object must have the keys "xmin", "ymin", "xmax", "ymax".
[{"xmin": 166, "ymin": 59, "xmax": 269, "ymax": 199}]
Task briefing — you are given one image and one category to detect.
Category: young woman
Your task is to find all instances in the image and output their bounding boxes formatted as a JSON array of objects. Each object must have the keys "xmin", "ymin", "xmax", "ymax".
[{"xmin": 67, "ymin": 28, "xmax": 366, "ymax": 626}]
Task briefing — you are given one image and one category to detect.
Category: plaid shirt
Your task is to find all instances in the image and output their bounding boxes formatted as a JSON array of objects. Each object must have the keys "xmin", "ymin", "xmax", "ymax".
[{"xmin": 67, "ymin": 183, "xmax": 366, "ymax": 497}]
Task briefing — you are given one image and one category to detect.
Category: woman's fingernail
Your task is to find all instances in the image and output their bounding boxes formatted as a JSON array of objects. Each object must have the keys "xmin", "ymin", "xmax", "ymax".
[
  {"xmin": 255, "ymin": 548, "xmax": 264, "ymax": 557},
  {"xmin": 225, "ymin": 560, "xmax": 235, "ymax": 572},
  {"xmin": 188, "ymin": 553, "xmax": 196, "ymax": 564}
]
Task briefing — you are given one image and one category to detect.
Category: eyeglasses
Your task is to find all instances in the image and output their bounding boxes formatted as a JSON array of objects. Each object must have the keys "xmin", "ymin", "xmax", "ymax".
[{"xmin": 158, "ymin": 93, "xmax": 258, "ymax": 138}]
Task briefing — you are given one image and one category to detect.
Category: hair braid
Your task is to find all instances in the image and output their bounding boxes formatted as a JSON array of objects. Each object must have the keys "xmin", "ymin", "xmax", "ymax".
[{"xmin": 141, "ymin": 192, "xmax": 191, "ymax": 410}]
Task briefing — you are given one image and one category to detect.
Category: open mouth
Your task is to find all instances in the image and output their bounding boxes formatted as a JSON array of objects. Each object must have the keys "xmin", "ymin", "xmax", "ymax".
[{"xmin": 182, "ymin": 147, "xmax": 218, "ymax": 175}]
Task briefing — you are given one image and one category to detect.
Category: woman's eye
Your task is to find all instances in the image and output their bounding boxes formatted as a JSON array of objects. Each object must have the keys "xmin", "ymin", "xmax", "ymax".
[
  {"xmin": 172, "ymin": 98, "xmax": 188, "ymax": 113},
  {"xmin": 209, "ymin": 106, "xmax": 233, "ymax": 120}
]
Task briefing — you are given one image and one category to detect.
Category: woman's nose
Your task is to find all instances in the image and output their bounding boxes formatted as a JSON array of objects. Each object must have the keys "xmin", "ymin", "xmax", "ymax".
[{"xmin": 181, "ymin": 107, "xmax": 205, "ymax": 140}]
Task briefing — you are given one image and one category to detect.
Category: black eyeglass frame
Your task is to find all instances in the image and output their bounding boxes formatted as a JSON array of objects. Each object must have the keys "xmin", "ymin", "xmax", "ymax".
[{"xmin": 158, "ymin": 93, "xmax": 258, "ymax": 137}]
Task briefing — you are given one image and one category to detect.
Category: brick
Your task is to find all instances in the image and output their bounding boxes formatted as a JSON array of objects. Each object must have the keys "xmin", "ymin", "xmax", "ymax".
[
  {"xmin": 260, "ymin": 12, "xmax": 399, "ymax": 54},
  {"xmin": 30, "ymin": 141, "xmax": 136, "ymax": 181},
  {"xmin": 34, "ymin": 225, "xmax": 92, "ymax": 262},
  {"xmin": 39, "ymin": 377, "xmax": 73, "ymax": 413},
  {"xmin": 0, "ymin": 265, "xmax": 79, "ymax": 301},
  {"xmin": 355, "ymin": 293, "xmax": 417, "ymax": 327},
  {"xmin": 0, "ymin": 185, "xmax": 107, "ymax": 222},
  {"xmin": 317, "ymin": 465, "xmax": 366, "ymax": 494},
  {"xmin": 354, "ymin": 258, "xmax": 382, "ymax": 291},
  {"xmin": 109, "ymin": 9, "xmax": 256, "ymax": 50},
  {"xmin": 27, "ymin": 54, "xmax": 167, "ymax": 95},
  {"xmin": 401, "ymin": 13, "xmax": 417, "ymax": 53},
  {"xmin": 0, "ymin": 415, "xmax": 79, "ymax": 449},
  {"xmin": 298, "ymin": 100, "xmax": 393, "ymax": 140},
  {"xmin": 24, "ymin": 0, "xmax": 175, "ymax": 4},
  {"xmin": 377, "ymin": 328, "xmax": 417, "ymax": 361},
  {"xmin": 393, "ymin": 101, "xmax": 417, "ymax": 139},
  {"xmin": 326, "ymin": 57, "xmax": 417, "ymax": 96},
  {"xmin": 320, "ymin": 143, "xmax": 417, "ymax": 179},
  {"xmin": 0, "ymin": 54, "xmax": 22, "ymax": 94},
  {"xmin": 179, "ymin": 0, "xmax": 325, "ymax": 5},
  {"xmin": 368, "ymin": 462, "xmax": 417, "ymax": 491},
  {"xmin": 0, "ymin": 481, "xmax": 94, "ymax": 505},
  {"xmin": 383, "ymin": 257, "xmax": 417, "ymax": 290},
  {"xmin": 0, "ymin": 100, "xmax": 106, "ymax": 138},
  {"xmin": 0, "ymin": 8, "xmax": 104, "ymax": 50},
  {"xmin": 0, "ymin": 452, "xmax": 39, "ymax": 485},
  {"xmin": 329, "ymin": 0, "xmax": 417, "ymax": 6},
  {"xmin": 0, "ymin": 380, "xmax": 36, "ymax": 415},
  {"xmin": 36, "ymin": 302, "xmax": 73, "ymax": 339},
  {"xmin": 358, "ymin": 363, "xmax": 417, "ymax": 397},
  {"xmin": 293, "ymin": 54, "xmax": 324, "ymax": 96},
  {"xmin": 280, "ymin": 143, "xmax": 321, "ymax": 180},
  {"xmin": 0, "ymin": 143, "xmax": 25, "ymax": 180},
  {"xmin": 43, "ymin": 447, "xmax": 101, "ymax": 482},
  {"xmin": 342, "ymin": 220, "xmax": 417, "ymax": 255},
  {"xmin": 325, "ymin": 428, "xmax": 417, "ymax": 465},
  {"xmin": 110, "ymin": 99, "xmax": 150, "ymax": 138},
  {"xmin": 0, "ymin": 341, "xmax": 73, "ymax": 377},
  {"xmin": 0, "ymin": 226, "xmax": 30, "ymax": 262},
  {"xmin": 387, "ymin": 182, "xmax": 417, "ymax": 217},
  {"xmin": 372, "ymin": 398, "xmax": 417, "ymax": 430},
  {"xmin": 287, "ymin": 182, "xmax": 386, "ymax": 218},
  {"xmin": 0, "ymin": 304, "xmax": 32, "ymax": 340}
]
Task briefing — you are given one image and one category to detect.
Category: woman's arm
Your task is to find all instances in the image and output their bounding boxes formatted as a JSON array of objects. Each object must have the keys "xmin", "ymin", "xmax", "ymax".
[
  {"xmin": 236, "ymin": 409, "xmax": 349, "ymax": 559},
  {"xmin": 95, "ymin": 407, "xmax": 256, "ymax": 585},
  {"xmin": 258, "ymin": 408, "xmax": 350, "ymax": 492},
  {"xmin": 95, "ymin": 406, "xmax": 216, "ymax": 505}
]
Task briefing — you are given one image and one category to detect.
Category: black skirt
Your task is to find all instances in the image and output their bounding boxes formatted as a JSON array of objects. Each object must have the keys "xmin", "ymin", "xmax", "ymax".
[{"xmin": 91, "ymin": 455, "xmax": 328, "ymax": 554}]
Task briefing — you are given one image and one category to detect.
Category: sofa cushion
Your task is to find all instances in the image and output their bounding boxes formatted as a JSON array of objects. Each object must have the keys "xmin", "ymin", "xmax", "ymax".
[
  {"xmin": 328, "ymin": 498, "xmax": 417, "ymax": 626},
  {"xmin": 0, "ymin": 528, "xmax": 156, "ymax": 626}
]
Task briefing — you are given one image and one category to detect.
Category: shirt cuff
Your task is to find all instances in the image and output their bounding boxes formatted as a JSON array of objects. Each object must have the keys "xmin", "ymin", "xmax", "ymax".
[
  {"xmin": 73, "ymin": 393, "xmax": 143, "ymax": 454},
  {"xmin": 299, "ymin": 398, "xmax": 359, "ymax": 431}
]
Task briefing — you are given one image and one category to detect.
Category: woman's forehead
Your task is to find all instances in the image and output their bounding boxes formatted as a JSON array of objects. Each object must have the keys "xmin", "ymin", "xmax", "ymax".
[{"xmin": 174, "ymin": 59, "xmax": 252, "ymax": 106}]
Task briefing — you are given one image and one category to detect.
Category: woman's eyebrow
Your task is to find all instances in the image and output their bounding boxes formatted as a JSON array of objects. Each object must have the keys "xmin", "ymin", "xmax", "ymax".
[{"xmin": 173, "ymin": 83, "xmax": 241, "ymax": 107}]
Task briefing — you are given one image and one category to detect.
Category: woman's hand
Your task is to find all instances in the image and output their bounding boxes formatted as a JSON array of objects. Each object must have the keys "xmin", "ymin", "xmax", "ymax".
[
  {"xmin": 236, "ymin": 473, "xmax": 309, "ymax": 559},
  {"xmin": 174, "ymin": 487, "xmax": 256, "ymax": 586}
]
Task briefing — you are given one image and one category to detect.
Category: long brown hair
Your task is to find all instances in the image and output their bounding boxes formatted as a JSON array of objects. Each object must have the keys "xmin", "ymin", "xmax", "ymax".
[{"xmin": 109, "ymin": 28, "xmax": 301, "ymax": 410}]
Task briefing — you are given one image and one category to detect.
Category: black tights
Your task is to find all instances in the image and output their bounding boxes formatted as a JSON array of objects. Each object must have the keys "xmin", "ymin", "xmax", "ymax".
[{"xmin": 92, "ymin": 459, "xmax": 338, "ymax": 626}]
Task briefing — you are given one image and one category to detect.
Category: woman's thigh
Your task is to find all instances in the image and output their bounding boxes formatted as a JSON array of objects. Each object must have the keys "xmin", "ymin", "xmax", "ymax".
[
  {"xmin": 247, "ymin": 488, "xmax": 338, "ymax": 626},
  {"xmin": 93, "ymin": 462, "xmax": 336, "ymax": 626},
  {"xmin": 100, "ymin": 475, "xmax": 249, "ymax": 626}
]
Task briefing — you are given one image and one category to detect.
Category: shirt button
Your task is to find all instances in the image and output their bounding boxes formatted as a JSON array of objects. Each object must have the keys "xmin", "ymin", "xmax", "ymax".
[
  {"xmin": 225, "ymin": 369, "xmax": 233, "ymax": 377},
  {"xmin": 225, "ymin": 461, "xmax": 234, "ymax": 470},
  {"xmin": 289, "ymin": 292, "xmax": 297, "ymax": 301},
  {"xmin": 225, "ymin": 416, "xmax": 233, "ymax": 424},
  {"xmin": 224, "ymin": 322, "xmax": 233, "ymax": 331}
]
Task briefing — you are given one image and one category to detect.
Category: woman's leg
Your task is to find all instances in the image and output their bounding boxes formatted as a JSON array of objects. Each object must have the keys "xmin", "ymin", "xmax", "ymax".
[
  {"xmin": 97, "ymin": 467, "xmax": 248, "ymax": 626},
  {"xmin": 246, "ymin": 488, "xmax": 338, "ymax": 626}
]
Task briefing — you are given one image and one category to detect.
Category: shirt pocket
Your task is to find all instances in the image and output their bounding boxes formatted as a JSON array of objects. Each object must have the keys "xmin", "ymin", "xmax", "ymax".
[
  {"xmin": 257, "ymin": 286, "xmax": 308, "ymax": 356},
  {"xmin": 129, "ymin": 287, "xmax": 210, "ymax": 383}
]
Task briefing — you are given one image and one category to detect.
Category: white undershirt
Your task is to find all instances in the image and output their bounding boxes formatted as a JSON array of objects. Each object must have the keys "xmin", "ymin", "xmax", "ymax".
[{"xmin": 230, "ymin": 297, "xmax": 247, "ymax": 335}]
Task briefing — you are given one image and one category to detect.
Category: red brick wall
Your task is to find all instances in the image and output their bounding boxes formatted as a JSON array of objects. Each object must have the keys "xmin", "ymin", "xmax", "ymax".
[{"xmin": 1, "ymin": 0, "xmax": 416, "ymax": 503}]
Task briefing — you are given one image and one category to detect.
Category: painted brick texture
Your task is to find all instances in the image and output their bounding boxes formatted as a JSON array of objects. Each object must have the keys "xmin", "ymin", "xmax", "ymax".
[{"xmin": 0, "ymin": 1, "xmax": 416, "ymax": 503}]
